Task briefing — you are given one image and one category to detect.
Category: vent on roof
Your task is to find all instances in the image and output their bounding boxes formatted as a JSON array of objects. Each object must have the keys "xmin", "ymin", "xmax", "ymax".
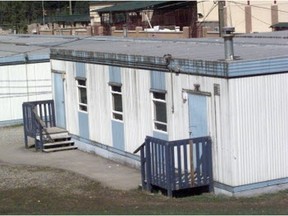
[{"xmin": 223, "ymin": 27, "xmax": 235, "ymax": 61}]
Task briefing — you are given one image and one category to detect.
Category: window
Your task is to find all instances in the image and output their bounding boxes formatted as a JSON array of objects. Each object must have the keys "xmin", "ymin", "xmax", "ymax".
[
  {"xmin": 152, "ymin": 92, "xmax": 167, "ymax": 132},
  {"xmin": 111, "ymin": 85, "xmax": 123, "ymax": 121},
  {"xmin": 77, "ymin": 79, "xmax": 87, "ymax": 112}
]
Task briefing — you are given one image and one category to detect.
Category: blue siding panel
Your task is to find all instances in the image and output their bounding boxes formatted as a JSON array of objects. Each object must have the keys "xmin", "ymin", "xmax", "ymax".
[
  {"xmin": 78, "ymin": 111, "xmax": 89, "ymax": 139},
  {"xmin": 151, "ymin": 70, "xmax": 165, "ymax": 90},
  {"xmin": 188, "ymin": 94, "xmax": 208, "ymax": 138},
  {"xmin": 153, "ymin": 131, "xmax": 168, "ymax": 140},
  {"xmin": 109, "ymin": 66, "xmax": 121, "ymax": 83},
  {"xmin": 76, "ymin": 62, "xmax": 86, "ymax": 78},
  {"xmin": 54, "ymin": 73, "xmax": 66, "ymax": 129},
  {"xmin": 112, "ymin": 120, "xmax": 125, "ymax": 150}
]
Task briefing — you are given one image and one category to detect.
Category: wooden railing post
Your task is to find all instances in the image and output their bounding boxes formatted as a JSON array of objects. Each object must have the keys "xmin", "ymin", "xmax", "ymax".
[
  {"xmin": 166, "ymin": 142, "xmax": 172, "ymax": 197},
  {"xmin": 145, "ymin": 138, "xmax": 152, "ymax": 192},
  {"xmin": 140, "ymin": 145, "xmax": 146, "ymax": 190}
]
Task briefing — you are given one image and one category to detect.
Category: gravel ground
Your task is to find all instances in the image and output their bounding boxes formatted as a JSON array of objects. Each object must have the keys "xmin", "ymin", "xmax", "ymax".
[
  {"xmin": 0, "ymin": 163, "xmax": 97, "ymax": 196},
  {"xmin": 0, "ymin": 125, "xmax": 140, "ymax": 191},
  {"xmin": 0, "ymin": 125, "xmax": 97, "ymax": 196}
]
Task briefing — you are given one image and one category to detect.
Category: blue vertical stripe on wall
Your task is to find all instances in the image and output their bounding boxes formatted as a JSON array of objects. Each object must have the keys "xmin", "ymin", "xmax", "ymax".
[
  {"xmin": 76, "ymin": 62, "xmax": 86, "ymax": 78},
  {"xmin": 151, "ymin": 70, "xmax": 165, "ymax": 90},
  {"xmin": 109, "ymin": 66, "xmax": 125, "ymax": 151},
  {"xmin": 109, "ymin": 66, "xmax": 121, "ymax": 83},
  {"xmin": 78, "ymin": 112, "xmax": 89, "ymax": 139},
  {"xmin": 112, "ymin": 120, "xmax": 125, "ymax": 150},
  {"xmin": 54, "ymin": 73, "xmax": 66, "ymax": 129},
  {"xmin": 151, "ymin": 70, "xmax": 167, "ymax": 140}
]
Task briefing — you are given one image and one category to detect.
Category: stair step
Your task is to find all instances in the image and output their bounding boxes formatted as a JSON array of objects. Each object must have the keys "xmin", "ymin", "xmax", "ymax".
[
  {"xmin": 44, "ymin": 140, "xmax": 74, "ymax": 147},
  {"xmin": 48, "ymin": 134, "xmax": 71, "ymax": 140},
  {"xmin": 43, "ymin": 146, "xmax": 78, "ymax": 153},
  {"xmin": 45, "ymin": 127, "xmax": 68, "ymax": 134}
]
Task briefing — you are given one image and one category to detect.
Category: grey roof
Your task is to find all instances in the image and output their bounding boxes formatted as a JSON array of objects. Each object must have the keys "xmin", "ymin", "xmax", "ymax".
[
  {"xmin": 0, "ymin": 34, "xmax": 84, "ymax": 64},
  {"xmin": 1, "ymin": 31, "xmax": 288, "ymax": 65},
  {"xmin": 53, "ymin": 33, "xmax": 288, "ymax": 62}
]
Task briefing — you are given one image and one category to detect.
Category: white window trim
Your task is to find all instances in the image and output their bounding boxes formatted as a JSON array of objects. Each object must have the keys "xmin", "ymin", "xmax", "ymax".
[
  {"xmin": 111, "ymin": 85, "xmax": 123, "ymax": 122},
  {"xmin": 76, "ymin": 79, "xmax": 88, "ymax": 113},
  {"xmin": 152, "ymin": 92, "xmax": 168, "ymax": 133}
]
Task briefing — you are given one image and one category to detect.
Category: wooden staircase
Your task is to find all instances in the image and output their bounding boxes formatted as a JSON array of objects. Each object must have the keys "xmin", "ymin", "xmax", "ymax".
[
  {"xmin": 42, "ymin": 127, "xmax": 77, "ymax": 153},
  {"xmin": 23, "ymin": 100, "xmax": 77, "ymax": 153}
]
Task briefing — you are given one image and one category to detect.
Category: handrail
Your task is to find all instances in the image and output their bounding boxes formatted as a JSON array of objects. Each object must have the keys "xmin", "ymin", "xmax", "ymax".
[
  {"xmin": 133, "ymin": 142, "xmax": 145, "ymax": 154},
  {"xmin": 32, "ymin": 107, "xmax": 53, "ymax": 143}
]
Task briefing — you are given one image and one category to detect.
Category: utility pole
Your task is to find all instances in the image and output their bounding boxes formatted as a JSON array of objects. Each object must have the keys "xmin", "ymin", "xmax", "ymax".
[
  {"xmin": 218, "ymin": 1, "xmax": 225, "ymax": 37},
  {"xmin": 42, "ymin": 0, "xmax": 45, "ymax": 25},
  {"xmin": 69, "ymin": 0, "xmax": 72, "ymax": 15}
]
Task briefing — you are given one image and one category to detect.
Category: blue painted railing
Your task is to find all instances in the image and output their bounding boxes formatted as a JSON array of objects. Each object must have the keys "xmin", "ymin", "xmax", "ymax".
[
  {"xmin": 135, "ymin": 136, "xmax": 213, "ymax": 197},
  {"xmin": 22, "ymin": 100, "xmax": 56, "ymax": 150}
]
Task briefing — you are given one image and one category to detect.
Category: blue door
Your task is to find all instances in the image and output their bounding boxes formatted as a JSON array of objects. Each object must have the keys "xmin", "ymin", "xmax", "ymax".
[
  {"xmin": 54, "ymin": 73, "xmax": 66, "ymax": 129},
  {"xmin": 188, "ymin": 94, "xmax": 208, "ymax": 138}
]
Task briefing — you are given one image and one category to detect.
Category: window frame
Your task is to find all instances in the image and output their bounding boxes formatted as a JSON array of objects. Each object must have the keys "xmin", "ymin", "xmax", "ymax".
[
  {"xmin": 151, "ymin": 91, "xmax": 167, "ymax": 132},
  {"xmin": 110, "ymin": 84, "xmax": 123, "ymax": 121},
  {"xmin": 76, "ymin": 79, "xmax": 88, "ymax": 112}
]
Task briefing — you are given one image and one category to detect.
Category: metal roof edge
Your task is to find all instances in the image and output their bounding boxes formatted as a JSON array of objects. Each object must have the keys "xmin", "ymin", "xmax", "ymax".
[
  {"xmin": 50, "ymin": 48, "xmax": 228, "ymax": 78},
  {"xmin": 228, "ymin": 56, "xmax": 288, "ymax": 78}
]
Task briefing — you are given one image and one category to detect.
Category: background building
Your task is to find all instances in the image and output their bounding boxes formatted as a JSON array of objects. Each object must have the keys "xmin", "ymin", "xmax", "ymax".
[{"xmin": 198, "ymin": 0, "xmax": 288, "ymax": 33}]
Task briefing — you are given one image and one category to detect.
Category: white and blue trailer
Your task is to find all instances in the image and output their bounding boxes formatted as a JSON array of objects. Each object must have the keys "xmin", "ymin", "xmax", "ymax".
[{"xmin": 49, "ymin": 31, "xmax": 288, "ymax": 196}]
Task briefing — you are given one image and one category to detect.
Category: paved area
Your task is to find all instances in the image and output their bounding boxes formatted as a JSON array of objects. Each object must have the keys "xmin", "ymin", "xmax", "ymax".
[{"xmin": 0, "ymin": 126, "xmax": 141, "ymax": 191}]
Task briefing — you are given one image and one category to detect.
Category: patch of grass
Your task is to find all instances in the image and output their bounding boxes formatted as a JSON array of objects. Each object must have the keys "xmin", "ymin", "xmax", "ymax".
[{"xmin": 1, "ymin": 164, "xmax": 288, "ymax": 215}]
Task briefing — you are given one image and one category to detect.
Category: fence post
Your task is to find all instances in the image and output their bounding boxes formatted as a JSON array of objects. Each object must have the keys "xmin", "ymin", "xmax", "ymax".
[
  {"xmin": 207, "ymin": 138, "xmax": 214, "ymax": 192},
  {"xmin": 165, "ymin": 142, "xmax": 172, "ymax": 197},
  {"xmin": 22, "ymin": 104, "xmax": 28, "ymax": 148},
  {"xmin": 145, "ymin": 138, "xmax": 152, "ymax": 192},
  {"xmin": 140, "ymin": 145, "xmax": 147, "ymax": 190}
]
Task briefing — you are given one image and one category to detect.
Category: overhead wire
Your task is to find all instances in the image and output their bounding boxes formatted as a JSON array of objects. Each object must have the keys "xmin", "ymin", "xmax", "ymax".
[
  {"xmin": 196, "ymin": 1, "xmax": 218, "ymax": 30},
  {"xmin": 229, "ymin": 1, "xmax": 272, "ymax": 26}
]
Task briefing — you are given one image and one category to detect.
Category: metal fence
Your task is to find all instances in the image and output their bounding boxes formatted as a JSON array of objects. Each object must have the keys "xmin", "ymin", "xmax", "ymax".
[{"xmin": 136, "ymin": 136, "xmax": 213, "ymax": 197}]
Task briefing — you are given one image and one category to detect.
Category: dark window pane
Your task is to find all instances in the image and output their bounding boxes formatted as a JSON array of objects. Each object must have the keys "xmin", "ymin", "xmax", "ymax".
[
  {"xmin": 153, "ymin": 92, "xmax": 165, "ymax": 100},
  {"xmin": 79, "ymin": 105, "xmax": 87, "ymax": 112},
  {"xmin": 78, "ymin": 80, "xmax": 86, "ymax": 86},
  {"xmin": 113, "ymin": 93, "xmax": 123, "ymax": 112},
  {"xmin": 79, "ymin": 87, "xmax": 87, "ymax": 104},
  {"xmin": 155, "ymin": 123, "xmax": 167, "ymax": 131},
  {"xmin": 154, "ymin": 101, "xmax": 167, "ymax": 123},
  {"xmin": 113, "ymin": 113, "xmax": 123, "ymax": 120},
  {"xmin": 112, "ymin": 86, "xmax": 121, "ymax": 92}
]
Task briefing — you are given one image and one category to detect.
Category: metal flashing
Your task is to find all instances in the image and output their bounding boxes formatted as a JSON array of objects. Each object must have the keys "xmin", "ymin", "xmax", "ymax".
[{"xmin": 214, "ymin": 177, "xmax": 288, "ymax": 194}]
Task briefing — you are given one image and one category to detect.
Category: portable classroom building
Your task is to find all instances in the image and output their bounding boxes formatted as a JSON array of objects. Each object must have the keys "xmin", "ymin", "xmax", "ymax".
[
  {"xmin": 50, "ymin": 31, "xmax": 288, "ymax": 196},
  {"xmin": 0, "ymin": 34, "xmax": 82, "ymax": 126}
]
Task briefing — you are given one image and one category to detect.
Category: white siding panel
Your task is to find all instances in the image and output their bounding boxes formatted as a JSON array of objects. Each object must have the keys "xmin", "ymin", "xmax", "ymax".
[
  {"xmin": 122, "ymin": 68, "xmax": 152, "ymax": 153},
  {"xmin": 0, "ymin": 66, "xmax": 12, "ymax": 122},
  {"xmin": 0, "ymin": 63, "xmax": 52, "ymax": 123},
  {"xmin": 64, "ymin": 61, "xmax": 79, "ymax": 135},
  {"xmin": 230, "ymin": 74, "xmax": 288, "ymax": 186},
  {"xmin": 87, "ymin": 64, "xmax": 112, "ymax": 146}
]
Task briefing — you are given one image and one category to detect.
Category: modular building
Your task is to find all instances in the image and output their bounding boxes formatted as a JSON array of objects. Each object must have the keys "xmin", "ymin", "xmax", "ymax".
[
  {"xmin": 49, "ymin": 30, "xmax": 288, "ymax": 196},
  {"xmin": 0, "ymin": 34, "xmax": 82, "ymax": 126}
]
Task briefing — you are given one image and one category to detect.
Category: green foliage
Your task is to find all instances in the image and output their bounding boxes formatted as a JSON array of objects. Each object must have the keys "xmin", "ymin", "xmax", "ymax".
[{"xmin": 0, "ymin": 1, "xmax": 89, "ymax": 33}]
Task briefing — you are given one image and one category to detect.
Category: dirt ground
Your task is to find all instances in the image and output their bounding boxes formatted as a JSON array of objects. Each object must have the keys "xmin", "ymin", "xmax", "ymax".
[{"xmin": 1, "ymin": 163, "xmax": 288, "ymax": 215}]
